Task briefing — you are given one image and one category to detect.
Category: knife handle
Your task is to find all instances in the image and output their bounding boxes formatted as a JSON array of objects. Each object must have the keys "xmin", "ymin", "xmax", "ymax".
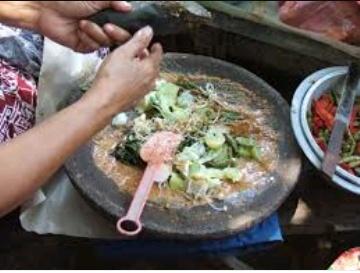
[{"xmin": 88, "ymin": 5, "xmax": 163, "ymax": 35}]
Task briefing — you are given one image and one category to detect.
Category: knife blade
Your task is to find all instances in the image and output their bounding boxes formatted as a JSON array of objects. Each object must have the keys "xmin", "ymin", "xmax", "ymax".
[{"xmin": 322, "ymin": 62, "xmax": 360, "ymax": 178}]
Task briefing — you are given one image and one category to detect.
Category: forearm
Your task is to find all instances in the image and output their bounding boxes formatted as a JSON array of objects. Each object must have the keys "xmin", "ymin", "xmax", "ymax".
[
  {"xmin": 0, "ymin": 92, "xmax": 113, "ymax": 217},
  {"xmin": 0, "ymin": 1, "xmax": 40, "ymax": 30}
]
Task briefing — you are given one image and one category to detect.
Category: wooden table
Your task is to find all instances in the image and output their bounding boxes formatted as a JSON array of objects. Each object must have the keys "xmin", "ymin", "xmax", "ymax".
[
  {"xmin": 279, "ymin": 161, "xmax": 360, "ymax": 236},
  {"xmin": 221, "ymin": 161, "xmax": 360, "ymax": 269}
]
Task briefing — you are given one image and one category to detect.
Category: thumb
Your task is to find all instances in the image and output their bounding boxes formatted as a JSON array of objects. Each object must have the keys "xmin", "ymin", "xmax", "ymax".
[
  {"xmin": 118, "ymin": 26, "xmax": 154, "ymax": 58},
  {"xmin": 87, "ymin": 1, "xmax": 132, "ymax": 12}
]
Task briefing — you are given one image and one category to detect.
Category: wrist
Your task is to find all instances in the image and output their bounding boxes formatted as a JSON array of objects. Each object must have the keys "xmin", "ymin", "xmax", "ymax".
[
  {"xmin": 0, "ymin": 1, "xmax": 42, "ymax": 30},
  {"xmin": 77, "ymin": 88, "xmax": 117, "ymax": 128},
  {"xmin": 84, "ymin": 79, "xmax": 129, "ymax": 116}
]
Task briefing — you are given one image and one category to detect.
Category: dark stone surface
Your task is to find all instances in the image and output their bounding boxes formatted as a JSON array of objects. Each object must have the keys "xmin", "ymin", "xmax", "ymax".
[{"xmin": 66, "ymin": 53, "xmax": 301, "ymax": 240}]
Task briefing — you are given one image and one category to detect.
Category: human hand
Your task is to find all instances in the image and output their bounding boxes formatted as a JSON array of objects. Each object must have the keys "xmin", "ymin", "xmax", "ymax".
[
  {"xmin": 36, "ymin": 1, "xmax": 132, "ymax": 52},
  {"xmin": 83, "ymin": 26, "xmax": 163, "ymax": 116}
]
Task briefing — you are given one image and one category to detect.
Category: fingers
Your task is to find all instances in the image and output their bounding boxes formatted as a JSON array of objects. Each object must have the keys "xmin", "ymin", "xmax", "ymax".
[
  {"xmin": 119, "ymin": 26, "xmax": 153, "ymax": 57},
  {"xmin": 78, "ymin": 1, "xmax": 132, "ymax": 49},
  {"xmin": 111, "ymin": 1, "xmax": 132, "ymax": 12},
  {"xmin": 79, "ymin": 20, "xmax": 131, "ymax": 49},
  {"xmin": 141, "ymin": 44, "xmax": 163, "ymax": 89},
  {"xmin": 148, "ymin": 43, "xmax": 163, "ymax": 66},
  {"xmin": 89, "ymin": 1, "xmax": 132, "ymax": 12},
  {"xmin": 143, "ymin": 44, "xmax": 162, "ymax": 85},
  {"xmin": 80, "ymin": 20, "xmax": 112, "ymax": 47},
  {"xmin": 77, "ymin": 29, "xmax": 100, "ymax": 53},
  {"xmin": 137, "ymin": 49, "xmax": 150, "ymax": 60},
  {"xmin": 103, "ymin": 23, "xmax": 131, "ymax": 45}
]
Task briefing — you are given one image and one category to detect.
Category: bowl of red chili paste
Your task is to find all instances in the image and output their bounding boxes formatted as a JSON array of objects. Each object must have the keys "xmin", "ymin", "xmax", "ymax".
[{"xmin": 291, "ymin": 66, "xmax": 360, "ymax": 194}]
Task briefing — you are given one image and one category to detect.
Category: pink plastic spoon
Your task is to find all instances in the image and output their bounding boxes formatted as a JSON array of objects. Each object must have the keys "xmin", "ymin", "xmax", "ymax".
[{"xmin": 116, "ymin": 131, "xmax": 183, "ymax": 236}]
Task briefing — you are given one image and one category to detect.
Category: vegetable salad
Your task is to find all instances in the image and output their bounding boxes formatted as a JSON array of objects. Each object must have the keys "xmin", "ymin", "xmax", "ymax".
[{"xmin": 111, "ymin": 77, "xmax": 263, "ymax": 200}]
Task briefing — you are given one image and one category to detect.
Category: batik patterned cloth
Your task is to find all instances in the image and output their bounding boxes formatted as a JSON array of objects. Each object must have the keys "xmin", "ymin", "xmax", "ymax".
[
  {"xmin": 0, "ymin": 24, "xmax": 43, "ymax": 143},
  {"xmin": 0, "ymin": 59, "xmax": 37, "ymax": 142},
  {"xmin": 0, "ymin": 23, "xmax": 109, "ymax": 143}
]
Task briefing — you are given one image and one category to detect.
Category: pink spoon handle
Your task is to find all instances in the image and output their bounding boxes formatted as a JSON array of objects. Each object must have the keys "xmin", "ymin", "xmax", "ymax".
[{"xmin": 117, "ymin": 164, "xmax": 157, "ymax": 236}]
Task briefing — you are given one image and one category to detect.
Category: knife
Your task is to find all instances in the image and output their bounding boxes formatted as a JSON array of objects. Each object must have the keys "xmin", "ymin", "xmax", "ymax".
[
  {"xmin": 322, "ymin": 62, "xmax": 360, "ymax": 178},
  {"xmin": 89, "ymin": 1, "xmax": 211, "ymax": 37}
]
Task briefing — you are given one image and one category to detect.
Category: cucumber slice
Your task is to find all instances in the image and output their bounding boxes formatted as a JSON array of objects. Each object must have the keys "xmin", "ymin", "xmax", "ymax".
[{"xmin": 169, "ymin": 172, "xmax": 186, "ymax": 191}]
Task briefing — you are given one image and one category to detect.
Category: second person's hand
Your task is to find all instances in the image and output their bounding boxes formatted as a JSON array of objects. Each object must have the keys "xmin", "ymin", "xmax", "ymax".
[
  {"xmin": 82, "ymin": 26, "xmax": 163, "ymax": 118},
  {"xmin": 36, "ymin": 1, "xmax": 133, "ymax": 52}
]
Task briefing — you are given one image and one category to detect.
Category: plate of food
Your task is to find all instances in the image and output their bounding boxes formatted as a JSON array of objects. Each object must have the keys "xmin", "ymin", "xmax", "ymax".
[
  {"xmin": 66, "ymin": 53, "xmax": 301, "ymax": 239},
  {"xmin": 292, "ymin": 66, "xmax": 360, "ymax": 194}
]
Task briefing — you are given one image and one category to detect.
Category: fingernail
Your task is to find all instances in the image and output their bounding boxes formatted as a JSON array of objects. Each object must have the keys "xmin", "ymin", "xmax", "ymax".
[
  {"xmin": 121, "ymin": 1, "xmax": 132, "ymax": 9},
  {"xmin": 79, "ymin": 20, "xmax": 87, "ymax": 28},
  {"xmin": 137, "ymin": 26, "xmax": 153, "ymax": 38},
  {"xmin": 104, "ymin": 23, "xmax": 114, "ymax": 32}
]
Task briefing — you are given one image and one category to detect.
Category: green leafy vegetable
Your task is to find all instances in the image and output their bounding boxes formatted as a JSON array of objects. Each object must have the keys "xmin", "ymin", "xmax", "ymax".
[
  {"xmin": 223, "ymin": 167, "xmax": 242, "ymax": 182},
  {"xmin": 237, "ymin": 146, "xmax": 252, "ymax": 158},
  {"xmin": 169, "ymin": 172, "xmax": 186, "ymax": 191},
  {"xmin": 225, "ymin": 134, "xmax": 238, "ymax": 152},
  {"xmin": 330, "ymin": 90, "xmax": 339, "ymax": 105},
  {"xmin": 318, "ymin": 129, "xmax": 330, "ymax": 143},
  {"xmin": 341, "ymin": 129, "xmax": 356, "ymax": 158},
  {"xmin": 236, "ymin": 137, "xmax": 261, "ymax": 160},
  {"xmin": 250, "ymin": 146, "xmax": 261, "ymax": 161},
  {"xmin": 220, "ymin": 111, "xmax": 242, "ymax": 123},
  {"xmin": 176, "ymin": 76, "xmax": 206, "ymax": 96},
  {"xmin": 177, "ymin": 136, "xmax": 197, "ymax": 152},
  {"xmin": 189, "ymin": 162, "xmax": 202, "ymax": 178},
  {"xmin": 236, "ymin": 137, "xmax": 256, "ymax": 147},
  {"xmin": 205, "ymin": 127, "xmax": 226, "ymax": 149},
  {"xmin": 147, "ymin": 82, "xmax": 191, "ymax": 122},
  {"xmin": 189, "ymin": 106, "xmax": 217, "ymax": 130},
  {"xmin": 205, "ymin": 145, "xmax": 232, "ymax": 168},
  {"xmin": 177, "ymin": 142, "xmax": 206, "ymax": 162},
  {"xmin": 113, "ymin": 132, "xmax": 145, "ymax": 167}
]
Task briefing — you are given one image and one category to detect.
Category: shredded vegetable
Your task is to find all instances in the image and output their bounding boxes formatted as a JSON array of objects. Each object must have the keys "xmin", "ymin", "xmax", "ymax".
[
  {"xmin": 310, "ymin": 92, "xmax": 360, "ymax": 176},
  {"xmin": 112, "ymin": 77, "xmax": 264, "ymax": 200}
]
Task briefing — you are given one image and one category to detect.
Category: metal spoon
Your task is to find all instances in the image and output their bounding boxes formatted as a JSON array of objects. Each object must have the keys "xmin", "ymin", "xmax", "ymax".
[{"xmin": 117, "ymin": 131, "xmax": 183, "ymax": 236}]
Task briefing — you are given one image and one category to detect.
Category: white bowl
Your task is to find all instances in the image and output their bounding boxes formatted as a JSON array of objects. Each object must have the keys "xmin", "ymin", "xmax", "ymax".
[{"xmin": 291, "ymin": 66, "xmax": 360, "ymax": 194}]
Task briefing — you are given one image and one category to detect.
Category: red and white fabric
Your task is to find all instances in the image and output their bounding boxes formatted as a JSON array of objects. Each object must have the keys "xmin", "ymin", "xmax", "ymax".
[{"xmin": 0, "ymin": 59, "xmax": 37, "ymax": 142}]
